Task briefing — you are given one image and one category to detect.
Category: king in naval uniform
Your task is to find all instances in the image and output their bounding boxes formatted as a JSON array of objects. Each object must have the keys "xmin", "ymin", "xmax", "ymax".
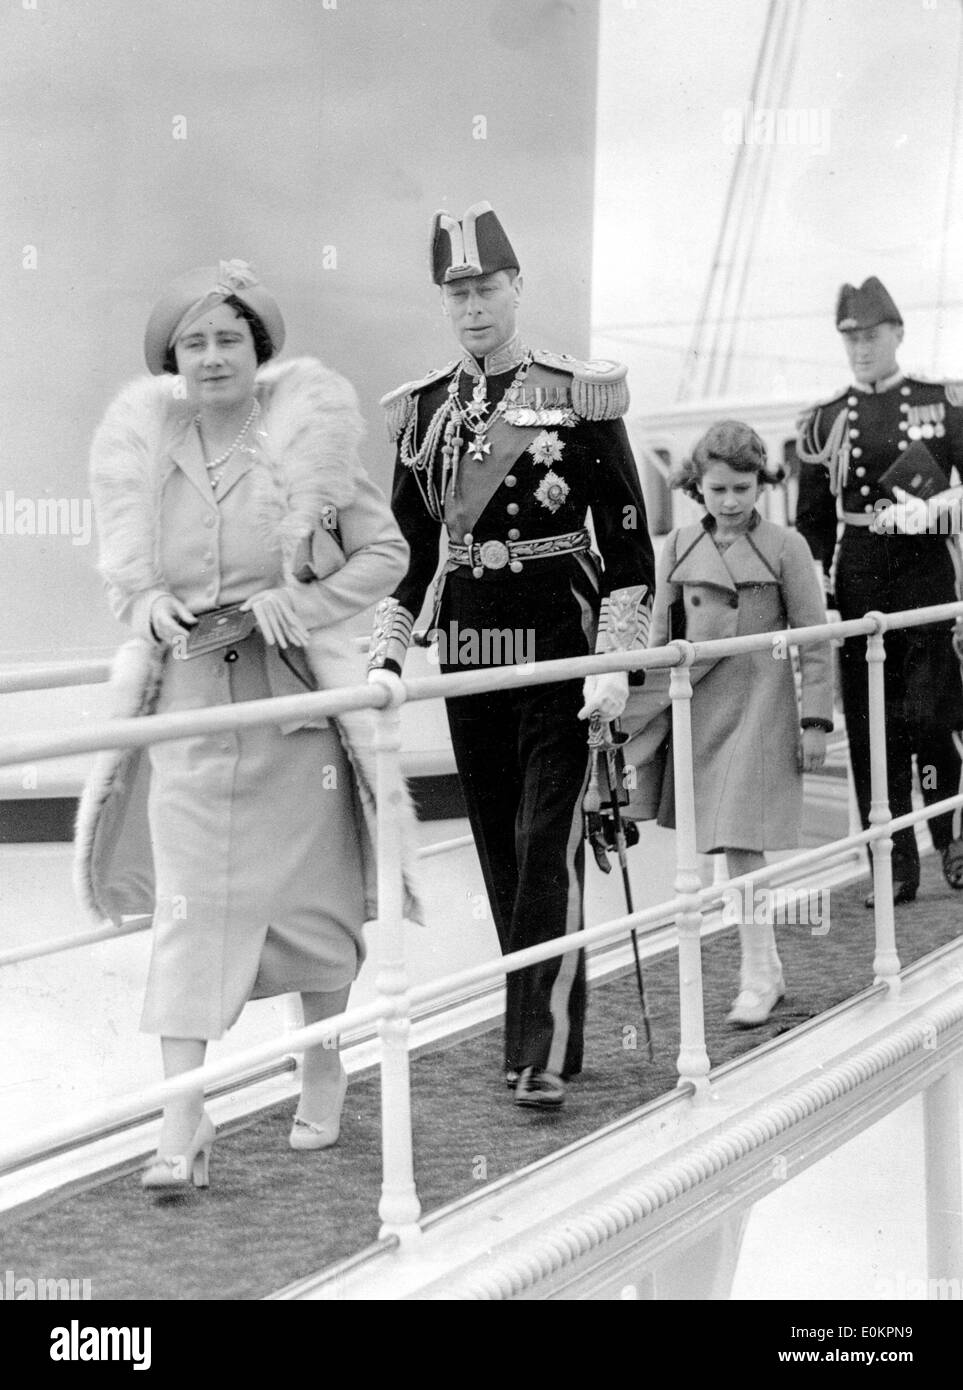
[
  {"xmin": 796, "ymin": 276, "xmax": 963, "ymax": 902},
  {"xmin": 368, "ymin": 202, "xmax": 656, "ymax": 1108}
]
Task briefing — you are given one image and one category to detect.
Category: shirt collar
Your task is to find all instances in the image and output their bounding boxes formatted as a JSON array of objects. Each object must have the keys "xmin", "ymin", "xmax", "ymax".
[
  {"xmin": 460, "ymin": 331, "xmax": 527, "ymax": 378},
  {"xmin": 852, "ymin": 367, "xmax": 904, "ymax": 395}
]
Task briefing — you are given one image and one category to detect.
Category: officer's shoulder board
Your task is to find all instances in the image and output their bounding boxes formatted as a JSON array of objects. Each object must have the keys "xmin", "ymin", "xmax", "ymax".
[
  {"xmin": 797, "ymin": 385, "xmax": 847, "ymax": 431},
  {"xmin": 530, "ymin": 348, "xmax": 629, "ymax": 420},
  {"xmin": 795, "ymin": 386, "xmax": 849, "ymax": 461},
  {"xmin": 380, "ymin": 361, "xmax": 459, "ymax": 441},
  {"xmin": 899, "ymin": 372, "xmax": 963, "ymax": 406}
]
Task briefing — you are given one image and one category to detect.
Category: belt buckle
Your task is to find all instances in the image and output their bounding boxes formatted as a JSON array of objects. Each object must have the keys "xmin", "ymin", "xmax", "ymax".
[{"xmin": 479, "ymin": 539, "xmax": 509, "ymax": 570}]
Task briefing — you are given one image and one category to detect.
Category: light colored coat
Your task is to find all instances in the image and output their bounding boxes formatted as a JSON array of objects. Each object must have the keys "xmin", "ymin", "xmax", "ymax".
[
  {"xmin": 75, "ymin": 356, "xmax": 420, "ymax": 927},
  {"xmin": 622, "ymin": 513, "xmax": 833, "ymax": 853}
]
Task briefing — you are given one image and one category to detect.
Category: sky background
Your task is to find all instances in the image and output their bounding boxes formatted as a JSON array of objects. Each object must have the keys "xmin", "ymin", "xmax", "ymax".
[
  {"xmin": 593, "ymin": 0, "xmax": 963, "ymax": 405},
  {"xmin": 4, "ymin": 0, "xmax": 963, "ymax": 654}
]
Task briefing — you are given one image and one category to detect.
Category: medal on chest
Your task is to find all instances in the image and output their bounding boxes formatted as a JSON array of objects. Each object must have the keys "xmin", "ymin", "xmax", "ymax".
[{"xmin": 905, "ymin": 401, "xmax": 946, "ymax": 440}]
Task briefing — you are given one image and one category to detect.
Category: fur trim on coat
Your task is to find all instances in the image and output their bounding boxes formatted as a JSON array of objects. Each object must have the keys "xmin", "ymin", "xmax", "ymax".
[
  {"xmin": 90, "ymin": 356, "xmax": 366, "ymax": 594},
  {"xmin": 77, "ymin": 357, "xmax": 422, "ymax": 928}
]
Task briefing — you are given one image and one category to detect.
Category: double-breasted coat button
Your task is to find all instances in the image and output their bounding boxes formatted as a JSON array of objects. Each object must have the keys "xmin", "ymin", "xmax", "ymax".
[
  {"xmin": 504, "ymin": 475, "xmax": 517, "ymax": 487},
  {"xmin": 851, "ymin": 446, "xmax": 862, "ymax": 457},
  {"xmin": 691, "ymin": 595, "xmax": 701, "ymax": 606},
  {"xmin": 203, "ymin": 514, "xmax": 216, "ymax": 528},
  {"xmin": 855, "ymin": 466, "xmax": 866, "ymax": 477},
  {"xmin": 506, "ymin": 502, "xmax": 519, "ymax": 515},
  {"xmin": 860, "ymin": 485, "xmax": 870, "ymax": 495},
  {"xmin": 507, "ymin": 529, "xmax": 520, "ymax": 541}
]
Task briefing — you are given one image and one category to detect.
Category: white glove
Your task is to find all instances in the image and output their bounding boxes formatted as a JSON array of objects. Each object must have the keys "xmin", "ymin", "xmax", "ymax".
[
  {"xmin": 150, "ymin": 593, "xmax": 197, "ymax": 645},
  {"xmin": 578, "ymin": 671, "xmax": 629, "ymax": 722},
  {"xmin": 871, "ymin": 487, "xmax": 929, "ymax": 536},
  {"xmin": 367, "ymin": 667, "xmax": 406, "ymax": 707},
  {"xmin": 240, "ymin": 588, "xmax": 311, "ymax": 649}
]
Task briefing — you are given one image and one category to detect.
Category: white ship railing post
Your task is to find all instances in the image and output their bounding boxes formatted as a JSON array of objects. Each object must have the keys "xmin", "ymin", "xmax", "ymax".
[
  {"xmin": 370, "ymin": 677, "xmax": 422, "ymax": 1242},
  {"xmin": 865, "ymin": 613, "xmax": 901, "ymax": 990},
  {"xmin": 670, "ymin": 641, "xmax": 711, "ymax": 1094},
  {"xmin": 923, "ymin": 1064, "xmax": 963, "ymax": 1294}
]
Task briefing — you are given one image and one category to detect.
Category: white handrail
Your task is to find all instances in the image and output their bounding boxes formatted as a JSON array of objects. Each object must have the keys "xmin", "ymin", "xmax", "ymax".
[{"xmin": 3, "ymin": 603, "xmax": 963, "ymax": 1247}]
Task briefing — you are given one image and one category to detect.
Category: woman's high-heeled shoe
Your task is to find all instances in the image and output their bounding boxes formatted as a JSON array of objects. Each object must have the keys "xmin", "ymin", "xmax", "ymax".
[
  {"xmin": 289, "ymin": 1065, "xmax": 348, "ymax": 1151},
  {"xmin": 142, "ymin": 1111, "xmax": 215, "ymax": 1190}
]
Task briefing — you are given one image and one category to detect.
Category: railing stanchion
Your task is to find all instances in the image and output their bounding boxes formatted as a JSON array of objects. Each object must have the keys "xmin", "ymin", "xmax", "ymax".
[
  {"xmin": 865, "ymin": 615, "xmax": 901, "ymax": 991},
  {"xmin": 372, "ymin": 685, "xmax": 422, "ymax": 1242},
  {"xmin": 669, "ymin": 644, "xmax": 711, "ymax": 1094},
  {"xmin": 923, "ymin": 1064, "xmax": 963, "ymax": 1292}
]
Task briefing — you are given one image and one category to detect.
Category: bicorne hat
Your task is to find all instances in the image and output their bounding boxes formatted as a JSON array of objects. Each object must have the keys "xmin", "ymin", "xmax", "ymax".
[
  {"xmin": 835, "ymin": 277, "xmax": 903, "ymax": 331},
  {"xmin": 143, "ymin": 259, "xmax": 286, "ymax": 374},
  {"xmin": 430, "ymin": 201, "xmax": 519, "ymax": 285}
]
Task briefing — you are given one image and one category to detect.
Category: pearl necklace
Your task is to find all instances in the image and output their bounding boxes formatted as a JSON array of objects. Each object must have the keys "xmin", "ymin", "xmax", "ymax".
[{"xmin": 196, "ymin": 400, "xmax": 261, "ymax": 487}]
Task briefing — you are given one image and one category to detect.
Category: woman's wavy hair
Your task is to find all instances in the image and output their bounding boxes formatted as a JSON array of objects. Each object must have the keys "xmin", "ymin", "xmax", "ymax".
[
  {"xmin": 670, "ymin": 419, "xmax": 785, "ymax": 501},
  {"xmin": 161, "ymin": 294, "xmax": 275, "ymax": 375}
]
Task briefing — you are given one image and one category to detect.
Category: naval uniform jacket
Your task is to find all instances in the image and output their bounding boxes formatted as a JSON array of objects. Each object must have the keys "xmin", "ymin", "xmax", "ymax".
[
  {"xmin": 369, "ymin": 336, "xmax": 656, "ymax": 668},
  {"xmin": 369, "ymin": 336, "xmax": 655, "ymax": 1078},
  {"xmin": 796, "ymin": 370, "xmax": 963, "ymax": 599},
  {"xmin": 796, "ymin": 369, "xmax": 963, "ymax": 872}
]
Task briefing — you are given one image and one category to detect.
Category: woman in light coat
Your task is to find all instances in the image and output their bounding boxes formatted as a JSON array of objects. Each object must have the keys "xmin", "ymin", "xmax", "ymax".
[
  {"xmin": 623, "ymin": 421, "xmax": 833, "ymax": 1025},
  {"xmin": 78, "ymin": 260, "xmax": 415, "ymax": 1189}
]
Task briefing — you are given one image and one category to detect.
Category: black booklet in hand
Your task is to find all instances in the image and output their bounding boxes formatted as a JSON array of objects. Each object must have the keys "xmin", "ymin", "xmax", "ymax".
[
  {"xmin": 180, "ymin": 604, "xmax": 258, "ymax": 658},
  {"xmin": 877, "ymin": 440, "xmax": 949, "ymax": 501}
]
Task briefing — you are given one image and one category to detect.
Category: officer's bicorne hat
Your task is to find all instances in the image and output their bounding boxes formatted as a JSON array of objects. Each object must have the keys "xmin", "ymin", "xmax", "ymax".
[
  {"xmin": 835, "ymin": 276, "xmax": 903, "ymax": 331},
  {"xmin": 430, "ymin": 201, "xmax": 520, "ymax": 285}
]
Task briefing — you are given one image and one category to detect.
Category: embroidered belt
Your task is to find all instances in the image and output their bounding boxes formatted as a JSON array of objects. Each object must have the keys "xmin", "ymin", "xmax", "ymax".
[{"xmin": 448, "ymin": 527, "xmax": 591, "ymax": 574}]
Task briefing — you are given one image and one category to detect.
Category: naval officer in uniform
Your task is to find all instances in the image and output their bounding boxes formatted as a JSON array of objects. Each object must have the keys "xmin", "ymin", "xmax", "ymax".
[
  {"xmin": 368, "ymin": 202, "xmax": 655, "ymax": 1107},
  {"xmin": 796, "ymin": 277, "xmax": 963, "ymax": 902}
]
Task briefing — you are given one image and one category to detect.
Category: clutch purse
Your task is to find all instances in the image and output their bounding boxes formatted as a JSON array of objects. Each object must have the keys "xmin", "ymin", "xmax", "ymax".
[
  {"xmin": 179, "ymin": 604, "xmax": 258, "ymax": 658},
  {"xmin": 878, "ymin": 441, "xmax": 949, "ymax": 501}
]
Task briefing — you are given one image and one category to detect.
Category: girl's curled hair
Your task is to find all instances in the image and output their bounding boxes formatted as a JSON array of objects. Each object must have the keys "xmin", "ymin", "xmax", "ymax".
[{"xmin": 670, "ymin": 419, "xmax": 786, "ymax": 500}]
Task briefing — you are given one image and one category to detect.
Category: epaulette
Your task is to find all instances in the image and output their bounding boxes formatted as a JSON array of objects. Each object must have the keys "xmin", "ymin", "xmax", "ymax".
[
  {"xmin": 380, "ymin": 362, "xmax": 458, "ymax": 441},
  {"xmin": 530, "ymin": 348, "xmax": 629, "ymax": 420},
  {"xmin": 812, "ymin": 385, "xmax": 849, "ymax": 412}
]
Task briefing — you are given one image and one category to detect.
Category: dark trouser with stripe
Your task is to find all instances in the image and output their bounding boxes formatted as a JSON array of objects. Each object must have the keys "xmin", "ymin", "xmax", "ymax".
[
  {"xmin": 835, "ymin": 529, "xmax": 963, "ymax": 882},
  {"xmin": 440, "ymin": 566, "xmax": 594, "ymax": 1078},
  {"xmin": 444, "ymin": 680, "xmax": 588, "ymax": 1077}
]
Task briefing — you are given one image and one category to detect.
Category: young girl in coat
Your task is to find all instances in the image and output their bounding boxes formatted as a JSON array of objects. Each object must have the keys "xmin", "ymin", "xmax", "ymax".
[{"xmin": 630, "ymin": 421, "xmax": 833, "ymax": 1026}]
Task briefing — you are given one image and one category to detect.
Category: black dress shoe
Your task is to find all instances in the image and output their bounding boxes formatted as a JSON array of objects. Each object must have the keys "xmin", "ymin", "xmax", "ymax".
[
  {"xmin": 864, "ymin": 879, "xmax": 918, "ymax": 909},
  {"xmin": 941, "ymin": 839, "xmax": 963, "ymax": 890},
  {"xmin": 514, "ymin": 1067, "xmax": 565, "ymax": 1109}
]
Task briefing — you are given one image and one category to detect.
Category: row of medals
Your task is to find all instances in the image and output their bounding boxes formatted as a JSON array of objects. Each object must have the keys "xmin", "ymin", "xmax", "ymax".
[{"xmin": 453, "ymin": 367, "xmax": 576, "ymax": 464}]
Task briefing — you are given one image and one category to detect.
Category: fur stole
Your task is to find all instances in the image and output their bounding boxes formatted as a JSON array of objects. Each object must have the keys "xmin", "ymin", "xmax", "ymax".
[
  {"xmin": 90, "ymin": 356, "xmax": 365, "ymax": 593},
  {"xmin": 77, "ymin": 357, "xmax": 424, "ymax": 928}
]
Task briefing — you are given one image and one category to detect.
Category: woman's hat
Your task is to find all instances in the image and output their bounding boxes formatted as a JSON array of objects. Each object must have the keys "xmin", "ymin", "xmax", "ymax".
[{"xmin": 143, "ymin": 259, "xmax": 286, "ymax": 373}]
